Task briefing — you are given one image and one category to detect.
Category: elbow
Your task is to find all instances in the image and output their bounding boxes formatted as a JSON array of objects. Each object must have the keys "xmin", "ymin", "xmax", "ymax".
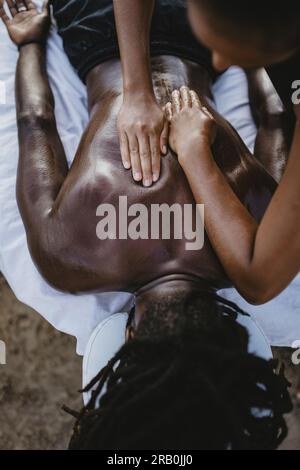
[
  {"xmin": 17, "ymin": 104, "xmax": 55, "ymax": 126},
  {"xmin": 27, "ymin": 234, "xmax": 91, "ymax": 294},
  {"xmin": 259, "ymin": 104, "xmax": 289, "ymax": 129},
  {"xmin": 236, "ymin": 273, "xmax": 277, "ymax": 306},
  {"xmin": 27, "ymin": 232, "xmax": 73, "ymax": 293},
  {"xmin": 242, "ymin": 291, "xmax": 271, "ymax": 306}
]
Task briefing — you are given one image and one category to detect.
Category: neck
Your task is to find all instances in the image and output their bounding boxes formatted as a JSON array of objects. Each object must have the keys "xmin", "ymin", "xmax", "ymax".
[
  {"xmin": 134, "ymin": 275, "xmax": 217, "ymax": 333},
  {"xmin": 135, "ymin": 273, "xmax": 216, "ymax": 297}
]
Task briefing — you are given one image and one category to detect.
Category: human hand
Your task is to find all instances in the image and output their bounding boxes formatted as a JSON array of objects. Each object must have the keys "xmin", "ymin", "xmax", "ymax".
[
  {"xmin": 0, "ymin": 0, "xmax": 50, "ymax": 47},
  {"xmin": 165, "ymin": 86, "xmax": 216, "ymax": 160},
  {"xmin": 117, "ymin": 92, "xmax": 169, "ymax": 187}
]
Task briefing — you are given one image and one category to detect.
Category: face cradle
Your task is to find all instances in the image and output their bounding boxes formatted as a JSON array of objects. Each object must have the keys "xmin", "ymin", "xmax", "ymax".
[{"xmin": 187, "ymin": 1, "xmax": 298, "ymax": 71}]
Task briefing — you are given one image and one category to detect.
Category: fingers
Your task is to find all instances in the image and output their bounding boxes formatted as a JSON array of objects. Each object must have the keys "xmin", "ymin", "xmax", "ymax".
[
  {"xmin": 119, "ymin": 122, "xmax": 165, "ymax": 186},
  {"xmin": 127, "ymin": 133, "xmax": 160, "ymax": 186},
  {"xmin": 0, "ymin": 1, "xmax": 11, "ymax": 24},
  {"xmin": 180, "ymin": 86, "xmax": 191, "ymax": 108},
  {"xmin": 138, "ymin": 135, "xmax": 153, "ymax": 187},
  {"xmin": 15, "ymin": 0, "xmax": 28, "ymax": 11},
  {"xmin": 24, "ymin": 0, "xmax": 36, "ymax": 9},
  {"xmin": 160, "ymin": 120, "xmax": 169, "ymax": 155},
  {"xmin": 6, "ymin": 0, "xmax": 18, "ymax": 16},
  {"xmin": 128, "ymin": 135, "xmax": 142, "ymax": 183},
  {"xmin": 150, "ymin": 133, "xmax": 161, "ymax": 183},
  {"xmin": 167, "ymin": 87, "xmax": 213, "ymax": 122},
  {"xmin": 171, "ymin": 90, "xmax": 181, "ymax": 114},
  {"xmin": 165, "ymin": 102, "xmax": 173, "ymax": 122},
  {"xmin": 202, "ymin": 106, "xmax": 214, "ymax": 120},
  {"xmin": 120, "ymin": 133, "xmax": 131, "ymax": 170},
  {"xmin": 190, "ymin": 90, "xmax": 201, "ymax": 109}
]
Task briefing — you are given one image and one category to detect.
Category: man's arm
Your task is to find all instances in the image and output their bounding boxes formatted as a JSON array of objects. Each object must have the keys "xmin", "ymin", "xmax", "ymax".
[
  {"xmin": 247, "ymin": 68, "xmax": 293, "ymax": 182},
  {"xmin": 113, "ymin": 0, "xmax": 168, "ymax": 187},
  {"xmin": 0, "ymin": 1, "xmax": 69, "ymax": 258},
  {"xmin": 16, "ymin": 43, "xmax": 68, "ymax": 226},
  {"xmin": 167, "ymin": 87, "xmax": 300, "ymax": 305}
]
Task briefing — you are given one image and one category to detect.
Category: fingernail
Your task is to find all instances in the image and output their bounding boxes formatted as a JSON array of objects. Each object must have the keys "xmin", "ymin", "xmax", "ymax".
[
  {"xmin": 134, "ymin": 172, "xmax": 142, "ymax": 181},
  {"xmin": 163, "ymin": 145, "xmax": 167, "ymax": 154},
  {"xmin": 143, "ymin": 178, "xmax": 152, "ymax": 187},
  {"xmin": 124, "ymin": 162, "xmax": 131, "ymax": 169},
  {"xmin": 153, "ymin": 173, "xmax": 159, "ymax": 182}
]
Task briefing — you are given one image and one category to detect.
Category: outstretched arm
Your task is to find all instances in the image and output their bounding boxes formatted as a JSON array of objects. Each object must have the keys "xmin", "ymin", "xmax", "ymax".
[
  {"xmin": 166, "ymin": 87, "xmax": 300, "ymax": 305},
  {"xmin": 113, "ymin": 0, "xmax": 168, "ymax": 187},
  {"xmin": 1, "ymin": 1, "xmax": 68, "ymax": 249},
  {"xmin": 16, "ymin": 42, "xmax": 68, "ymax": 221}
]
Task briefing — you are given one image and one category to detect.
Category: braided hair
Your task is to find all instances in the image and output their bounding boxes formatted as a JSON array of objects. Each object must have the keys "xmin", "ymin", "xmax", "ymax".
[{"xmin": 66, "ymin": 292, "xmax": 292, "ymax": 450}]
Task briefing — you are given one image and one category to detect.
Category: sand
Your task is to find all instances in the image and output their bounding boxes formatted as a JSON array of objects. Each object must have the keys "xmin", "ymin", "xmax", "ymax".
[{"xmin": 0, "ymin": 274, "xmax": 81, "ymax": 449}]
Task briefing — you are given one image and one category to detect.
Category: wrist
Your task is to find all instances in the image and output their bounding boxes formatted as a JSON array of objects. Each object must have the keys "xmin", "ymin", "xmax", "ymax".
[
  {"xmin": 177, "ymin": 138, "xmax": 212, "ymax": 164},
  {"xmin": 181, "ymin": 150, "xmax": 218, "ymax": 185},
  {"xmin": 18, "ymin": 40, "xmax": 46, "ymax": 52},
  {"xmin": 123, "ymin": 86, "xmax": 155, "ymax": 100}
]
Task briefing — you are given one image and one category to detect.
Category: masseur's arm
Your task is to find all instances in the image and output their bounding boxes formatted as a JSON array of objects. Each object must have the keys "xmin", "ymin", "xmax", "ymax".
[
  {"xmin": 113, "ymin": 0, "xmax": 168, "ymax": 187},
  {"xmin": 167, "ymin": 87, "xmax": 300, "ymax": 305}
]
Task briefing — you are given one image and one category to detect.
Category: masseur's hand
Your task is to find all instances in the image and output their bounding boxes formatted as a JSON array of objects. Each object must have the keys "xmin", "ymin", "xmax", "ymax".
[
  {"xmin": 117, "ymin": 92, "xmax": 169, "ymax": 187},
  {"xmin": 166, "ymin": 86, "xmax": 216, "ymax": 164},
  {"xmin": 0, "ymin": 0, "xmax": 50, "ymax": 47}
]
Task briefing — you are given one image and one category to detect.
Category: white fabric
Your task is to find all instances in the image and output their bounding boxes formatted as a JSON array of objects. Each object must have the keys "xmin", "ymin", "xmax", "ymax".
[
  {"xmin": 0, "ymin": 5, "xmax": 299, "ymax": 355},
  {"xmin": 82, "ymin": 311, "xmax": 273, "ymax": 405},
  {"xmin": 212, "ymin": 67, "xmax": 258, "ymax": 152}
]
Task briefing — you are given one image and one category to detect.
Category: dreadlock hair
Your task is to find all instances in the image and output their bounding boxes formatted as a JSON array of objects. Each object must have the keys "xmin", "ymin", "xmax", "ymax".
[
  {"xmin": 192, "ymin": 0, "xmax": 300, "ymax": 51},
  {"xmin": 67, "ymin": 291, "xmax": 292, "ymax": 450}
]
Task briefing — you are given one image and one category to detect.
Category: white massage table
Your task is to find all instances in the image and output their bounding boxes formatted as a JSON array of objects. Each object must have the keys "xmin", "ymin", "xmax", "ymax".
[{"xmin": 0, "ymin": 1, "xmax": 299, "ymax": 356}]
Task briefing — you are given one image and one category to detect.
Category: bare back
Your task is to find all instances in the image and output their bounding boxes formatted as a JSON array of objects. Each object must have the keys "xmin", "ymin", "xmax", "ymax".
[{"xmin": 31, "ymin": 56, "xmax": 276, "ymax": 294}]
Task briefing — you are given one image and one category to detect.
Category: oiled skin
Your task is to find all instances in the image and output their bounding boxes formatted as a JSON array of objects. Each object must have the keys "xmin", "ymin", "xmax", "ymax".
[{"xmin": 16, "ymin": 53, "xmax": 277, "ymax": 294}]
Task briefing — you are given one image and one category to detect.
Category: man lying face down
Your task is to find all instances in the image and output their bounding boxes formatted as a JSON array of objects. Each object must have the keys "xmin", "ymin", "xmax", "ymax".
[{"xmin": 0, "ymin": 0, "xmax": 293, "ymax": 449}]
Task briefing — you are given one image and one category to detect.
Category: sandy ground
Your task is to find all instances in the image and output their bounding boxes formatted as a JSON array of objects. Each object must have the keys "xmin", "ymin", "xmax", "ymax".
[
  {"xmin": 0, "ymin": 273, "xmax": 299, "ymax": 450},
  {"xmin": 0, "ymin": 274, "xmax": 81, "ymax": 450}
]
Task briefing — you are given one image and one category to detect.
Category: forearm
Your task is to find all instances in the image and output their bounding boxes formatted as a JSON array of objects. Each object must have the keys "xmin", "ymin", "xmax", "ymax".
[
  {"xmin": 180, "ymin": 144, "xmax": 261, "ymax": 301},
  {"xmin": 16, "ymin": 43, "xmax": 55, "ymax": 119},
  {"xmin": 16, "ymin": 44, "xmax": 68, "ymax": 226},
  {"xmin": 180, "ymin": 133, "xmax": 300, "ymax": 304},
  {"xmin": 113, "ymin": 0, "xmax": 155, "ymax": 95}
]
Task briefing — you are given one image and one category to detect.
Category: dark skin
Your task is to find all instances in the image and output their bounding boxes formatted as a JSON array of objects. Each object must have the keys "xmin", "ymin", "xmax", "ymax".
[
  {"xmin": 0, "ymin": 1, "xmax": 286, "ymax": 308},
  {"xmin": 246, "ymin": 68, "xmax": 293, "ymax": 183},
  {"xmin": 113, "ymin": 0, "xmax": 168, "ymax": 187},
  {"xmin": 172, "ymin": 0, "xmax": 300, "ymax": 303}
]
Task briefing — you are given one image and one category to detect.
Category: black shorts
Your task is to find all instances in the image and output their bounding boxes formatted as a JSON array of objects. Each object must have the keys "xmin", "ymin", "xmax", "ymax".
[{"xmin": 51, "ymin": 0, "xmax": 216, "ymax": 82}]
